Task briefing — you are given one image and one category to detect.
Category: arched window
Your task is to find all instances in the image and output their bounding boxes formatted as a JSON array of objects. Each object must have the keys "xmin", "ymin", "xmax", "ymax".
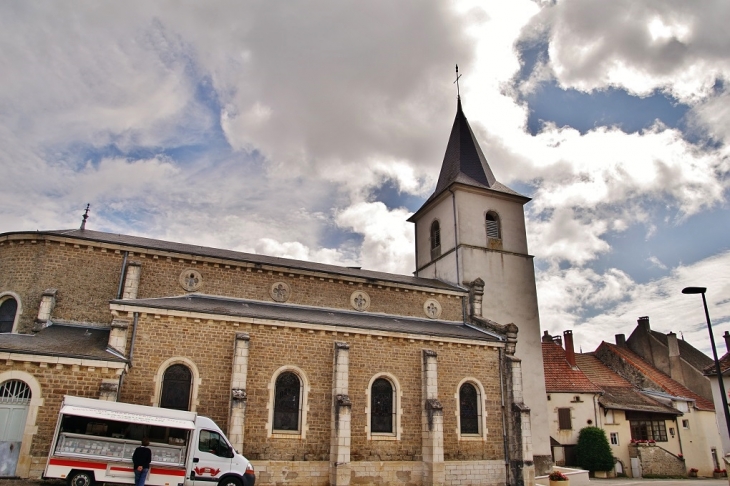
[
  {"xmin": 273, "ymin": 371, "xmax": 302, "ymax": 432},
  {"xmin": 0, "ymin": 379, "xmax": 31, "ymax": 404},
  {"xmin": 486, "ymin": 212, "xmax": 500, "ymax": 239},
  {"xmin": 430, "ymin": 221, "xmax": 441, "ymax": 250},
  {"xmin": 160, "ymin": 364, "xmax": 192, "ymax": 411},
  {"xmin": 0, "ymin": 298, "xmax": 18, "ymax": 333},
  {"xmin": 371, "ymin": 378, "xmax": 395, "ymax": 434},
  {"xmin": 459, "ymin": 382, "xmax": 481, "ymax": 435}
]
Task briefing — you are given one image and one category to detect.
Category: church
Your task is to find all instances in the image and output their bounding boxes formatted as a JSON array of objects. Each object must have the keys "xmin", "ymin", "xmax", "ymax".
[{"xmin": 0, "ymin": 97, "xmax": 550, "ymax": 485}]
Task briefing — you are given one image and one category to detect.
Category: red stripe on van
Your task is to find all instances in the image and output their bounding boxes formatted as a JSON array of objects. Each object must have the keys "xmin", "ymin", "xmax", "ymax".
[
  {"xmin": 150, "ymin": 467, "xmax": 186, "ymax": 477},
  {"xmin": 49, "ymin": 459, "xmax": 107, "ymax": 470},
  {"xmin": 109, "ymin": 466, "xmax": 133, "ymax": 472}
]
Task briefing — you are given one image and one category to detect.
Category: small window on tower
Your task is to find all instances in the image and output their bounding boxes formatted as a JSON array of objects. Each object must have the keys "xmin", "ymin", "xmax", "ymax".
[
  {"xmin": 486, "ymin": 212, "xmax": 500, "ymax": 239},
  {"xmin": 430, "ymin": 220, "xmax": 441, "ymax": 259}
]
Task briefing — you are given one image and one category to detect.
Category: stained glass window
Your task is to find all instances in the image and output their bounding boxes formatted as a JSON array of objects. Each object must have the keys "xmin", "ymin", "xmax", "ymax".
[
  {"xmin": 160, "ymin": 364, "xmax": 192, "ymax": 411},
  {"xmin": 274, "ymin": 372, "xmax": 301, "ymax": 431},
  {"xmin": 460, "ymin": 383, "xmax": 480, "ymax": 434},
  {"xmin": 371, "ymin": 378, "xmax": 394, "ymax": 433}
]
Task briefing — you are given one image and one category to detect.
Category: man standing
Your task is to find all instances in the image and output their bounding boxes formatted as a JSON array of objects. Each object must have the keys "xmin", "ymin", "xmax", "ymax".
[{"xmin": 132, "ymin": 438, "xmax": 152, "ymax": 486}]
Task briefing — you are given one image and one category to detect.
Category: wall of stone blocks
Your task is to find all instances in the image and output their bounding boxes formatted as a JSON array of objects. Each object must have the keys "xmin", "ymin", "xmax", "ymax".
[
  {"xmin": 631, "ymin": 444, "xmax": 686, "ymax": 477},
  {"xmin": 438, "ymin": 346, "xmax": 504, "ymax": 461},
  {"xmin": 251, "ymin": 460, "xmax": 329, "ymax": 485},
  {"xmin": 116, "ymin": 310, "xmax": 506, "ymax": 468},
  {"xmin": 0, "ymin": 234, "xmax": 464, "ymax": 335},
  {"xmin": 0, "ymin": 358, "xmax": 122, "ymax": 478},
  {"xmin": 349, "ymin": 460, "xmax": 425, "ymax": 484},
  {"xmin": 444, "ymin": 460, "xmax": 507, "ymax": 485}
]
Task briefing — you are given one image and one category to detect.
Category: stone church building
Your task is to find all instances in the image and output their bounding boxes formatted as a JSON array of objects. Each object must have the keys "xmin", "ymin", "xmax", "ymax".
[{"xmin": 0, "ymin": 97, "xmax": 549, "ymax": 485}]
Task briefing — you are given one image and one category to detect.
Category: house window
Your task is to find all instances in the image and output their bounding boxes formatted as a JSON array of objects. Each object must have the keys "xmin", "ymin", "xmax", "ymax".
[
  {"xmin": 459, "ymin": 383, "xmax": 481, "ymax": 435},
  {"xmin": 486, "ymin": 212, "xmax": 500, "ymax": 239},
  {"xmin": 605, "ymin": 410, "xmax": 615, "ymax": 424},
  {"xmin": 273, "ymin": 371, "xmax": 302, "ymax": 432},
  {"xmin": 160, "ymin": 364, "xmax": 192, "ymax": 411},
  {"xmin": 610, "ymin": 432, "xmax": 619, "ymax": 445},
  {"xmin": 682, "ymin": 419, "xmax": 690, "ymax": 429},
  {"xmin": 371, "ymin": 377, "xmax": 395, "ymax": 434},
  {"xmin": 626, "ymin": 412, "xmax": 668, "ymax": 441},
  {"xmin": 0, "ymin": 297, "xmax": 18, "ymax": 334},
  {"xmin": 558, "ymin": 408, "xmax": 572, "ymax": 430}
]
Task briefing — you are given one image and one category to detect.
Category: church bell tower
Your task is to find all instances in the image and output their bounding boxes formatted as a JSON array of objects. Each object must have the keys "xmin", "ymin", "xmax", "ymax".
[{"xmin": 408, "ymin": 96, "xmax": 551, "ymax": 468}]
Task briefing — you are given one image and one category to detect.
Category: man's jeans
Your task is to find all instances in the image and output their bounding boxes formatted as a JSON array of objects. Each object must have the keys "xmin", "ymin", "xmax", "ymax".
[{"xmin": 134, "ymin": 468, "xmax": 149, "ymax": 486}]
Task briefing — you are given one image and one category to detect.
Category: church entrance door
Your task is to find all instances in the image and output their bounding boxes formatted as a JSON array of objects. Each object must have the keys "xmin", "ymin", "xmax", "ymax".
[{"xmin": 0, "ymin": 380, "xmax": 31, "ymax": 477}]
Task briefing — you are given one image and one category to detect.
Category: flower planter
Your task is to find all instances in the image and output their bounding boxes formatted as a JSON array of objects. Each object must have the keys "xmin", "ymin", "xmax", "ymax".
[{"xmin": 550, "ymin": 480, "xmax": 569, "ymax": 486}]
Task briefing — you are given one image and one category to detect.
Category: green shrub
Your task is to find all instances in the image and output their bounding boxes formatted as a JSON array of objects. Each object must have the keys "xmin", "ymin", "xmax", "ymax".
[{"xmin": 575, "ymin": 427, "xmax": 614, "ymax": 472}]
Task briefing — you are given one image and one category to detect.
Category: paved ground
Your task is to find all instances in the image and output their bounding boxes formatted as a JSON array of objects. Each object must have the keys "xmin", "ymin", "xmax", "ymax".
[{"xmin": 0, "ymin": 478, "xmax": 727, "ymax": 486}]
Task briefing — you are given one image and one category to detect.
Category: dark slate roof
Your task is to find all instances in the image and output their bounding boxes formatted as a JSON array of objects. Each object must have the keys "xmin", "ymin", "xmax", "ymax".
[
  {"xmin": 424, "ymin": 98, "xmax": 528, "ymax": 205},
  {"xmin": 0, "ymin": 323, "xmax": 125, "ymax": 362},
  {"xmin": 112, "ymin": 294, "xmax": 501, "ymax": 343},
  {"xmin": 597, "ymin": 342, "xmax": 715, "ymax": 411},
  {"xmin": 542, "ymin": 342, "xmax": 602, "ymax": 393},
  {"xmin": 4, "ymin": 229, "xmax": 462, "ymax": 294},
  {"xmin": 575, "ymin": 354, "xmax": 679, "ymax": 415},
  {"xmin": 650, "ymin": 330, "xmax": 713, "ymax": 371}
]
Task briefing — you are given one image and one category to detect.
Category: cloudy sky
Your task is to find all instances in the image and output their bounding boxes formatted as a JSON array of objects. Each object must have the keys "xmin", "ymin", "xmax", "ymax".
[{"xmin": 1, "ymin": 0, "xmax": 728, "ymax": 357}]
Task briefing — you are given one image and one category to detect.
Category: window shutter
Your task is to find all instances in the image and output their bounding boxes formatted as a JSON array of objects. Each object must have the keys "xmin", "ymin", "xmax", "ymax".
[{"xmin": 558, "ymin": 408, "xmax": 572, "ymax": 430}]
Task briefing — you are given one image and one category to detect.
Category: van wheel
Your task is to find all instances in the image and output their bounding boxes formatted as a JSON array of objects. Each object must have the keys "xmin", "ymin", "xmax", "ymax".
[
  {"xmin": 218, "ymin": 476, "xmax": 242, "ymax": 486},
  {"xmin": 67, "ymin": 471, "xmax": 95, "ymax": 486}
]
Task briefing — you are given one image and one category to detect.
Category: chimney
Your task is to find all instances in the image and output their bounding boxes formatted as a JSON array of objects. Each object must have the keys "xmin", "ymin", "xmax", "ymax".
[
  {"xmin": 553, "ymin": 335, "xmax": 562, "ymax": 347},
  {"xmin": 615, "ymin": 334, "xmax": 626, "ymax": 347},
  {"xmin": 667, "ymin": 332, "xmax": 686, "ymax": 385},
  {"xmin": 542, "ymin": 330, "xmax": 554, "ymax": 343},
  {"xmin": 638, "ymin": 316, "xmax": 651, "ymax": 333},
  {"xmin": 564, "ymin": 330, "xmax": 576, "ymax": 367},
  {"xmin": 725, "ymin": 331, "xmax": 730, "ymax": 354}
]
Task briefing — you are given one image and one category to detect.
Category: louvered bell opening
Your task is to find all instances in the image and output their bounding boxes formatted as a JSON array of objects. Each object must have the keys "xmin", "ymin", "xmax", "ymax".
[{"xmin": 486, "ymin": 216, "xmax": 500, "ymax": 239}]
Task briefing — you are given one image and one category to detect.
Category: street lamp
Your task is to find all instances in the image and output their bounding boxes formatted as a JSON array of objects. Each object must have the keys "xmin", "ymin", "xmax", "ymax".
[{"xmin": 682, "ymin": 286, "xmax": 730, "ymax": 439}]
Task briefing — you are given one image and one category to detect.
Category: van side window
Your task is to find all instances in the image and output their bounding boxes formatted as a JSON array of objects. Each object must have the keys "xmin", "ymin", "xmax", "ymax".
[{"xmin": 198, "ymin": 430, "xmax": 230, "ymax": 457}]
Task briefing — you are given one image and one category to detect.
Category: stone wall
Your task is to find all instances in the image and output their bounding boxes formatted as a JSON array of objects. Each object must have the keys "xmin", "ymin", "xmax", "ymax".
[
  {"xmin": 444, "ymin": 460, "xmax": 507, "ymax": 485},
  {"xmin": 0, "ymin": 234, "xmax": 464, "ymax": 335},
  {"xmin": 0, "ymin": 356, "xmax": 123, "ymax": 478},
  {"xmin": 118, "ymin": 311, "xmax": 505, "ymax": 464},
  {"xmin": 629, "ymin": 444, "xmax": 686, "ymax": 477}
]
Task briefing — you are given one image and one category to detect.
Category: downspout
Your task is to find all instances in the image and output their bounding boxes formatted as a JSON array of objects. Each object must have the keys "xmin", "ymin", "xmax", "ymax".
[
  {"xmin": 593, "ymin": 394, "xmax": 599, "ymax": 427},
  {"xmin": 128, "ymin": 312, "xmax": 139, "ymax": 368},
  {"xmin": 499, "ymin": 347, "xmax": 510, "ymax": 485},
  {"xmin": 116, "ymin": 251, "xmax": 129, "ymax": 299},
  {"xmin": 413, "ymin": 220, "xmax": 419, "ymax": 277},
  {"xmin": 675, "ymin": 416, "xmax": 683, "ymax": 457}
]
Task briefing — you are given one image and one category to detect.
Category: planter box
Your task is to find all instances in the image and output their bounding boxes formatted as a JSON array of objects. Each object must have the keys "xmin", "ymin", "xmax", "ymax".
[{"xmin": 550, "ymin": 480, "xmax": 569, "ymax": 486}]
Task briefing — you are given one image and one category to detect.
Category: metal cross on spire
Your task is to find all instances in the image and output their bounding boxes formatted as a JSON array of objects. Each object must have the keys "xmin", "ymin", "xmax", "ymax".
[
  {"xmin": 80, "ymin": 204, "xmax": 90, "ymax": 230},
  {"xmin": 454, "ymin": 64, "xmax": 462, "ymax": 98}
]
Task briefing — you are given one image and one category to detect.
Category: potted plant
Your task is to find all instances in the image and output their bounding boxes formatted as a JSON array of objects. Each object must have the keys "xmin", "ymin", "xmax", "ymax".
[
  {"xmin": 549, "ymin": 470, "xmax": 569, "ymax": 486},
  {"xmin": 688, "ymin": 468, "xmax": 698, "ymax": 478},
  {"xmin": 713, "ymin": 468, "xmax": 727, "ymax": 479}
]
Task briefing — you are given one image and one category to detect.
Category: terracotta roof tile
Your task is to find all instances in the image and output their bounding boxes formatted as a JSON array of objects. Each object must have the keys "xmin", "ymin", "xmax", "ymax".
[
  {"xmin": 704, "ymin": 352, "xmax": 730, "ymax": 375},
  {"xmin": 597, "ymin": 342, "xmax": 715, "ymax": 411},
  {"xmin": 542, "ymin": 342, "xmax": 602, "ymax": 393},
  {"xmin": 575, "ymin": 354, "xmax": 678, "ymax": 415}
]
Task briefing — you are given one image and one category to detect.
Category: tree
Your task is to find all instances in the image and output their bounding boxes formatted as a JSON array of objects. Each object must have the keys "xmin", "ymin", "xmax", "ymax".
[{"xmin": 575, "ymin": 426, "xmax": 614, "ymax": 472}]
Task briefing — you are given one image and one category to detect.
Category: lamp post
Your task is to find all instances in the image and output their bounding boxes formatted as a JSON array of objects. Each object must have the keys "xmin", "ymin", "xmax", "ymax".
[{"xmin": 682, "ymin": 286, "xmax": 730, "ymax": 440}]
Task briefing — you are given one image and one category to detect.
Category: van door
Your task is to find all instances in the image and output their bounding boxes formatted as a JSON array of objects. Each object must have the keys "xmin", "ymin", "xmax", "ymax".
[{"xmin": 190, "ymin": 430, "xmax": 233, "ymax": 486}]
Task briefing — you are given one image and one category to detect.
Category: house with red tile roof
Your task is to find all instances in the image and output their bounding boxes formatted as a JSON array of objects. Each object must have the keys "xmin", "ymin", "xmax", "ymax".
[
  {"xmin": 595, "ymin": 339, "xmax": 724, "ymax": 476},
  {"xmin": 541, "ymin": 331, "xmax": 603, "ymax": 467}
]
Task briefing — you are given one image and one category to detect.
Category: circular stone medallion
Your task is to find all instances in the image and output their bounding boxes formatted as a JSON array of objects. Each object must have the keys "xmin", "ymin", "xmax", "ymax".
[
  {"xmin": 179, "ymin": 268, "xmax": 203, "ymax": 292},
  {"xmin": 423, "ymin": 298, "xmax": 442, "ymax": 319},
  {"xmin": 270, "ymin": 282, "xmax": 291, "ymax": 302},
  {"xmin": 350, "ymin": 291, "xmax": 371, "ymax": 312}
]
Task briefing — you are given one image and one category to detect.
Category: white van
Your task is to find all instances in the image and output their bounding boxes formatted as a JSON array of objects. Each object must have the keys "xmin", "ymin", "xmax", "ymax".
[{"xmin": 43, "ymin": 396, "xmax": 255, "ymax": 486}]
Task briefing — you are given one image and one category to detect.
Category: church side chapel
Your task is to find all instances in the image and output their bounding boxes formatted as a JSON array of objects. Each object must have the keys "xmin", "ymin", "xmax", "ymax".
[{"xmin": 0, "ymin": 94, "xmax": 549, "ymax": 486}]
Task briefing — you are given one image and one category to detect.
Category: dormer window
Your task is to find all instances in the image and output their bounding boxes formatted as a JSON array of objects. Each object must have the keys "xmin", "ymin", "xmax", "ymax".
[
  {"xmin": 486, "ymin": 212, "xmax": 500, "ymax": 239},
  {"xmin": 430, "ymin": 220, "xmax": 441, "ymax": 259}
]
